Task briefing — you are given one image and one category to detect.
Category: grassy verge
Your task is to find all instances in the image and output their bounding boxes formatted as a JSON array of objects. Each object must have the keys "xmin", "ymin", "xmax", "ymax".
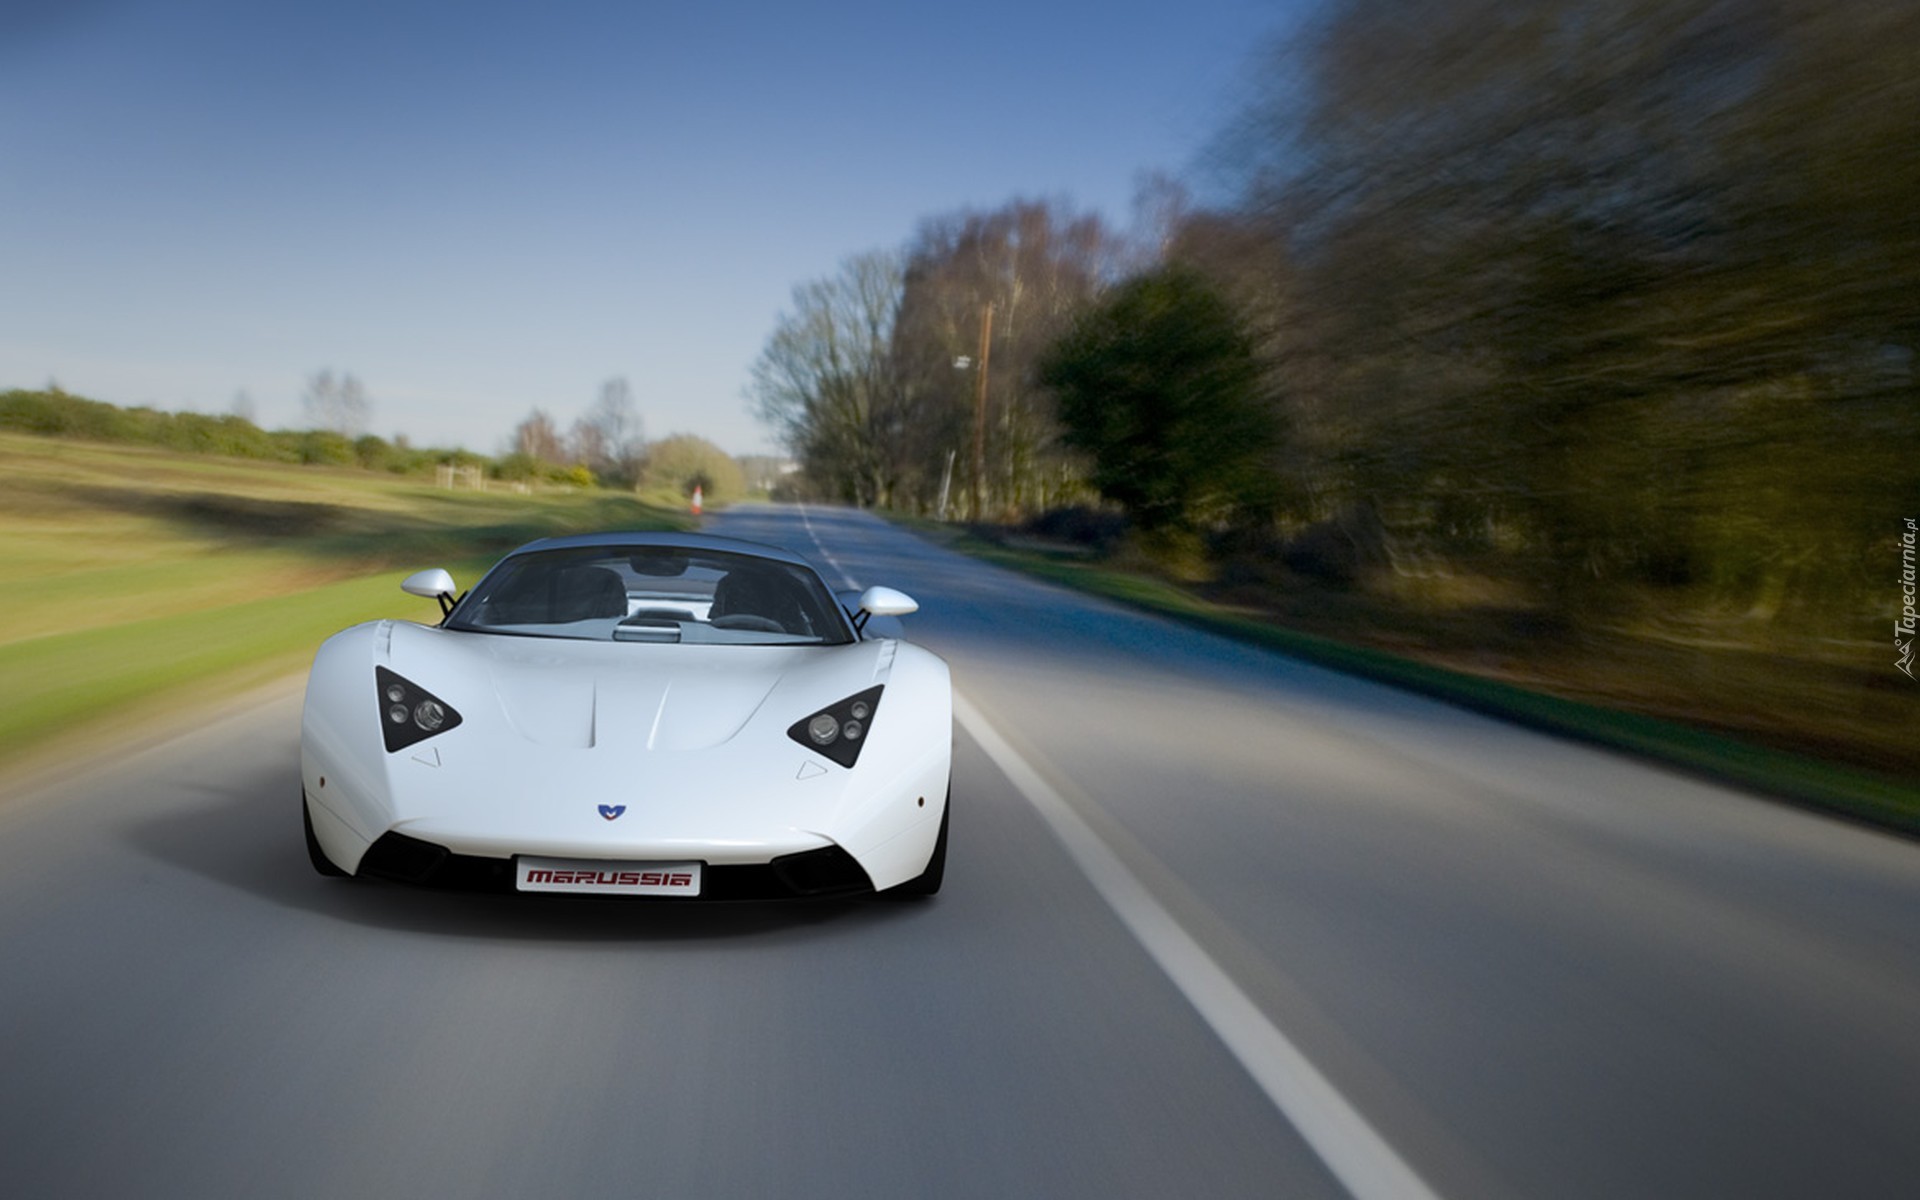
[
  {"xmin": 899, "ymin": 517, "xmax": 1920, "ymax": 838},
  {"xmin": 0, "ymin": 434, "xmax": 688, "ymax": 777}
]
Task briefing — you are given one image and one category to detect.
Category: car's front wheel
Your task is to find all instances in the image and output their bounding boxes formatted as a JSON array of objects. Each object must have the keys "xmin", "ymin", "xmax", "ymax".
[{"xmin": 303, "ymin": 794, "xmax": 348, "ymax": 878}]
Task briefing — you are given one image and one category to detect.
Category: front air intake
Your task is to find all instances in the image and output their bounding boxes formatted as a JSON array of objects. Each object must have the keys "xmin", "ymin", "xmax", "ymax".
[{"xmin": 768, "ymin": 845, "xmax": 873, "ymax": 896}]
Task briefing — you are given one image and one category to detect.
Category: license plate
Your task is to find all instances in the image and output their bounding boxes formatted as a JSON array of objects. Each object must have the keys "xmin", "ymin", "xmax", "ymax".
[{"xmin": 516, "ymin": 857, "xmax": 703, "ymax": 896}]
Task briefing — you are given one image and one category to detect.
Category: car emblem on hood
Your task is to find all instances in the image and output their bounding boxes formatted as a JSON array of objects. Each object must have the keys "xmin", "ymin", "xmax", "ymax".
[{"xmin": 598, "ymin": 804, "xmax": 626, "ymax": 821}]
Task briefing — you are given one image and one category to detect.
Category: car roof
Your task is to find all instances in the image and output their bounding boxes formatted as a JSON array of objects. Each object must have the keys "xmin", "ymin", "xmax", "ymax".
[{"xmin": 505, "ymin": 530, "xmax": 820, "ymax": 571}]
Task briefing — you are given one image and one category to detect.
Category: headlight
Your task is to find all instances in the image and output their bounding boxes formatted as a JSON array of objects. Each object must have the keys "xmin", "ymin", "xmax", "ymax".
[
  {"xmin": 375, "ymin": 667, "xmax": 463, "ymax": 753},
  {"xmin": 787, "ymin": 685, "xmax": 883, "ymax": 768}
]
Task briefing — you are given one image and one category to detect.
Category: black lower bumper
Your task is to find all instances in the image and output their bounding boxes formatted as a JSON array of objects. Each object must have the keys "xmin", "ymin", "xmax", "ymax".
[{"xmin": 354, "ymin": 830, "xmax": 875, "ymax": 900}]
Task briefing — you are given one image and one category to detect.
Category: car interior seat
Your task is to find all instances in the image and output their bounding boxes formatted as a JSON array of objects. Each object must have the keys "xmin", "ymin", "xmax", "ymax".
[
  {"xmin": 487, "ymin": 563, "xmax": 629, "ymax": 624},
  {"xmin": 709, "ymin": 568, "xmax": 805, "ymax": 632}
]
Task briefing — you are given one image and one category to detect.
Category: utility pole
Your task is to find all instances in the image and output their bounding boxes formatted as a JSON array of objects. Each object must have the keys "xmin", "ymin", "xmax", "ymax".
[{"xmin": 970, "ymin": 301, "xmax": 993, "ymax": 521}]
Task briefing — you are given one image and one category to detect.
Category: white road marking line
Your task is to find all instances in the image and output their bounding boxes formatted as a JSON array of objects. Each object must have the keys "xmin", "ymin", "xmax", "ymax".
[
  {"xmin": 953, "ymin": 691, "xmax": 1445, "ymax": 1200},
  {"xmin": 796, "ymin": 502, "xmax": 858, "ymax": 590}
]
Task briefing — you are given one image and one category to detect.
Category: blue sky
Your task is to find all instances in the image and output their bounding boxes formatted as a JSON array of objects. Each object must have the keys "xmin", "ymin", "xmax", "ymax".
[{"xmin": 0, "ymin": 0, "xmax": 1299, "ymax": 455}]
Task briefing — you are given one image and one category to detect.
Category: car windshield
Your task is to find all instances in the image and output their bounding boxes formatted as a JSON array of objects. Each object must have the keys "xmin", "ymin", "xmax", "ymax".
[{"xmin": 447, "ymin": 546, "xmax": 853, "ymax": 646}]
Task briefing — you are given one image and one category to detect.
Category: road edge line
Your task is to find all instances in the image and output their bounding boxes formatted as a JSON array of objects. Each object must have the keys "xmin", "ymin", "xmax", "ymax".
[
  {"xmin": 954, "ymin": 690, "xmax": 1444, "ymax": 1200},
  {"xmin": 796, "ymin": 503, "xmax": 859, "ymax": 590}
]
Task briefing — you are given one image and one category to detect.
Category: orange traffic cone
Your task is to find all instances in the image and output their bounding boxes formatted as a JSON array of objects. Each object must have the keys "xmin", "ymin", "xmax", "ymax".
[{"xmin": 691, "ymin": 485, "xmax": 703, "ymax": 515}]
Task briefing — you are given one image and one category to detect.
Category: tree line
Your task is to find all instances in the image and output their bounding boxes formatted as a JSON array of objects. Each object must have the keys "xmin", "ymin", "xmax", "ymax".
[
  {"xmin": 752, "ymin": 0, "xmax": 1918, "ymax": 634},
  {"xmin": 0, "ymin": 385, "xmax": 483, "ymax": 474},
  {"xmin": 751, "ymin": 200, "xmax": 1132, "ymax": 517},
  {"xmin": 2, "ymin": 373, "xmax": 749, "ymax": 505},
  {"xmin": 501, "ymin": 377, "xmax": 751, "ymax": 503}
]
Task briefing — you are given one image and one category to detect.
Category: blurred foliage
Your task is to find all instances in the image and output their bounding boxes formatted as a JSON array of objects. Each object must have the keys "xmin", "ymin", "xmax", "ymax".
[
  {"xmin": 750, "ymin": 0, "xmax": 1918, "ymax": 773},
  {"xmin": 297, "ymin": 430, "xmax": 357, "ymax": 467},
  {"xmin": 572, "ymin": 377, "xmax": 646, "ymax": 488},
  {"xmin": 302, "ymin": 368, "xmax": 369, "ymax": 438},
  {"xmin": 750, "ymin": 250, "xmax": 905, "ymax": 507},
  {"xmin": 0, "ymin": 387, "xmax": 488, "ymax": 477},
  {"xmin": 751, "ymin": 0, "xmax": 1916, "ymax": 620},
  {"xmin": 504, "ymin": 387, "xmax": 649, "ymax": 489},
  {"xmin": 888, "ymin": 202, "xmax": 1122, "ymax": 517},
  {"xmin": 1199, "ymin": 0, "xmax": 1920, "ymax": 627},
  {"xmin": 1, "ymin": 386, "xmax": 759, "ymax": 507},
  {"xmin": 736, "ymin": 454, "xmax": 796, "ymax": 499},
  {"xmin": 749, "ymin": 200, "xmax": 1122, "ymax": 516},
  {"xmin": 1041, "ymin": 267, "xmax": 1281, "ymax": 534},
  {"xmin": 492, "ymin": 450, "xmax": 543, "ymax": 482},
  {"xmin": 642, "ymin": 434, "xmax": 744, "ymax": 507},
  {"xmin": 3, "ymin": 387, "xmax": 299, "ymax": 458}
]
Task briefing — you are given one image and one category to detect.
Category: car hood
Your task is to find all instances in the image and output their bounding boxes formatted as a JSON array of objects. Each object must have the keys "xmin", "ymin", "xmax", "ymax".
[{"xmin": 386, "ymin": 623, "xmax": 886, "ymax": 752}]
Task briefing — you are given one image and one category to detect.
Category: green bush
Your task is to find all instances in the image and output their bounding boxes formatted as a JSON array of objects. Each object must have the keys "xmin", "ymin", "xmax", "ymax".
[
  {"xmin": 0, "ymin": 387, "xmax": 488, "ymax": 478},
  {"xmin": 1040, "ymin": 268, "xmax": 1281, "ymax": 534},
  {"xmin": 295, "ymin": 431, "xmax": 356, "ymax": 466},
  {"xmin": 0, "ymin": 389, "xmax": 139, "ymax": 439},
  {"xmin": 643, "ymin": 434, "xmax": 744, "ymax": 505},
  {"xmin": 493, "ymin": 451, "xmax": 540, "ymax": 482}
]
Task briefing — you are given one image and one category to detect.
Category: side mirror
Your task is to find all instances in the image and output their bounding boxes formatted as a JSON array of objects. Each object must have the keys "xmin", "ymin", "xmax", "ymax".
[
  {"xmin": 852, "ymin": 585, "xmax": 917, "ymax": 635},
  {"xmin": 401, "ymin": 568, "xmax": 458, "ymax": 617},
  {"xmin": 857, "ymin": 586, "xmax": 918, "ymax": 618}
]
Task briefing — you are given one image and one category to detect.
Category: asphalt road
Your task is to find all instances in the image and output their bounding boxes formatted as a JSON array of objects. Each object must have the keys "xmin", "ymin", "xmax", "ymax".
[{"xmin": 3, "ymin": 504, "xmax": 1917, "ymax": 1199}]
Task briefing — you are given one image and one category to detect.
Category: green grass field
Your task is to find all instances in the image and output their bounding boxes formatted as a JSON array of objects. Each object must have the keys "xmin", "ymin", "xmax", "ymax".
[{"xmin": 0, "ymin": 434, "xmax": 690, "ymax": 775}]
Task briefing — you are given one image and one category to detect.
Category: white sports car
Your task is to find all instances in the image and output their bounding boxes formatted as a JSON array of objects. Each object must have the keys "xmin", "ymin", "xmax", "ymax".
[{"xmin": 300, "ymin": 531, "xmax": 951, "ymax": 899}]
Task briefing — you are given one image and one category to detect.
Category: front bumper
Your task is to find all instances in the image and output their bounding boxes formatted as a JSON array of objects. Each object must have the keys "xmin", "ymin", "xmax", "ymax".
[{"xmin": 354, "ymin": 828, "xmax": 876, "ymax": 899}]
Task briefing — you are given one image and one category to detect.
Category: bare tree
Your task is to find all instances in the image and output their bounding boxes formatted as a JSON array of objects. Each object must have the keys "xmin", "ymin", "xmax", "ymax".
[
  {"xmin": 302, "ymin": 368, "xmax": 370, "ymax": 437},
  {"xmin": 749, "ymin": 250, "xmax": 906, "ymax": 507},
  {"xmin": 579, "ymin": 376, "xmax": 644, "ymax": 485},
  {"xmin": 512, "ymin": 408, "xmax": 565, "ymax": 463},
  {"xmin": 568, "ymin": 417, "xmax": 609, "ymax": 471},
  {"xmin": 1128, "ymin": 170, "xmax": 1193, "ymax": 267},
  {"xmin": 889, "ymin": 199, "xmax": 1122, "ymax": 516}
]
